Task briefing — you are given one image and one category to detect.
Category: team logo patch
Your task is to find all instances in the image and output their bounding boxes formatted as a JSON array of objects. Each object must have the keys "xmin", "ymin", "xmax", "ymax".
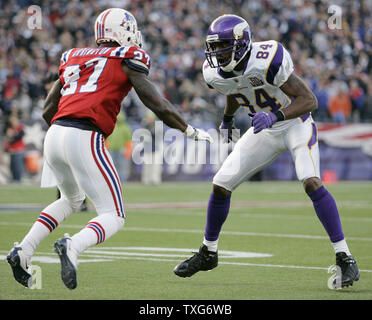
[{"xmin": 248, "ymin": 76, "xmax": 264, "ymax": 87}]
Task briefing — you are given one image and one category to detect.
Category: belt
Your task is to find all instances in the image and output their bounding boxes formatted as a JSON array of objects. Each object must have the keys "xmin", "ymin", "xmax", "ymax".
[{"xmin": 53, "ymin": 118, "xmax": 105, "ymax": 136}]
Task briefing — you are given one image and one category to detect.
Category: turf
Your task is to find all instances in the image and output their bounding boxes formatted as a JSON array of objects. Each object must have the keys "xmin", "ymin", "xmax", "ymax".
[{"xmin": 0, "ymin": 181, "xmax": 371, "ymax": 301}]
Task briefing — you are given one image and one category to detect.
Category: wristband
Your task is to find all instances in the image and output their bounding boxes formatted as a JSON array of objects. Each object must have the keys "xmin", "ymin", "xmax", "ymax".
[
  {"xmin": 273, "ymin": 110, "xmax": 285, "ymax": 122},
  {"xmin": 223, "ymin": 114, "xmax": 234, "ymax": 123}
]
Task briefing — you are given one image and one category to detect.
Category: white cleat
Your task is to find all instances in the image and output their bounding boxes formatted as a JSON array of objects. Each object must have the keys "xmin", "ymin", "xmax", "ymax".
[
  {"xmin": 7, "ymin": 242, "xmax": 33, "ymax": 288},
  {"xmin": 54, "ymin": 234, "xmax": 78, "ymax": 290}
]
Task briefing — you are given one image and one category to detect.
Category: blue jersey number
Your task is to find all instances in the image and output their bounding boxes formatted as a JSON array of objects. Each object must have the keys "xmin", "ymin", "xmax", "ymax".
[{"xmin": 231, "ymin": 88, "xmax": 282, "ymax": 113}]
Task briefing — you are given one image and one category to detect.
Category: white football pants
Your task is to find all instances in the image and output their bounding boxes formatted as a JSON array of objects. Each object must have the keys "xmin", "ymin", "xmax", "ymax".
[
  {"xmin": 40, "ymin": 125, "xmax": 125, "ymax": 251},
  {"xmin": 213, "ymin": 116, "xmax": 320, "ymax": 191},
  {"xmin": 42, "ymin": 124, "xmax": 125, "ymax": 218}
]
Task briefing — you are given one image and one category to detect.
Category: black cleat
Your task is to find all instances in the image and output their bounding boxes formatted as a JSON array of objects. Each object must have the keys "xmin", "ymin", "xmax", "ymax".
[
  {"xmin": 174, "ymin": 245, "xmax": 218, "ymax": 277},
  {"xmin": 54, "ymin": 234, "xmax": 78, "ymax": 290},
  {"xmin": 7, "ymin": 243, "xmax": 33, "ymax": 288},
  {"xmin": 336, "ymin": 252, "xmax": 360, "ymax": 288}
]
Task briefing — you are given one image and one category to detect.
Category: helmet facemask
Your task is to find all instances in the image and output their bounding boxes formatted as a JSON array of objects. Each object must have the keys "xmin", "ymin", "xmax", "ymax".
[
  {"xmin": 117, "ymin": 18, "xmax": 142, "ymax": 47},
  {"xmin": 205, "ymin": 38, "xmax": 248, "ymax": 71}
]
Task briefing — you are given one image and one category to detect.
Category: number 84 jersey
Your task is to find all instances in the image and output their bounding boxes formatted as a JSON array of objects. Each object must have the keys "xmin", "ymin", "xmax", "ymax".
[
  {"xmin": 203, "ymin": 40, "xmax": 298, "ymax": 127},
  {"xmin": 53, "ymin": 46, "xmax": 151, "ymax": 137}
]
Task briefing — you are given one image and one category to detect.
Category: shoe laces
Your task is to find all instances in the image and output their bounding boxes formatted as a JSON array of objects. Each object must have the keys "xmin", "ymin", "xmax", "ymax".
[{"xmin": 338, "ymin": 254, "xmax": 355, "ymax": 265}]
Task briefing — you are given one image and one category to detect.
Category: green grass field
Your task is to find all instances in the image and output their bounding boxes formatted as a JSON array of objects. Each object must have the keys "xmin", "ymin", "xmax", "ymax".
[{"xmin": 0, "ymin": 181, "xmax": 371, "ymax": 301}]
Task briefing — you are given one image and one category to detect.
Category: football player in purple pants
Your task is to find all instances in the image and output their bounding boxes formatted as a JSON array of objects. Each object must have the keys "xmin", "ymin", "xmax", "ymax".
[{"xmin": 173, "ymin": 14, "xmax": 359, "ymax": 289}]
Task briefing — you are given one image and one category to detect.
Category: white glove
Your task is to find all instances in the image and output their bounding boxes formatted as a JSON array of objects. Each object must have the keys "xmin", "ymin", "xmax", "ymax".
[{"xmin": 184, "ymin": 125, "xmax": 214, "ymax": 143}]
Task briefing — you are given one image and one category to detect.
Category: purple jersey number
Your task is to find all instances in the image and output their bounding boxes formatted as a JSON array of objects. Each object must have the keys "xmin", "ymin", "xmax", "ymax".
[
  {"xmin": 256, "ymin": 44, "xmax": 273, "ymax": 59},
  {"xmin": 231, "ymin": 88, "xmax": 282, "ymax": 113},
  {"xmin": 254, "ymin": 88, "xmax": 282, "ymax": 112}
]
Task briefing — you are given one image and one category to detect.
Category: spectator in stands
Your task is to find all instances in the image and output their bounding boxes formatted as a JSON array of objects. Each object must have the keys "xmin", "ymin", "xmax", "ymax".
[
  {"xmin": 141, "ymin": 111, "xmax": 162, "ymax": 186},
  {"xmin": 107, "ymin": 112, "xmax": 133, "ymax": 183},
  {"xmin": 4, "ymin": 114, "xmax": 25, "ymax": 183},
  {"xmin": 349, "ymin": 80, "xmax": 365, "ymax": 122},
  {"xmin": 328, "ymin": 86, "xmax": 352, "ymax": 124},
  {"xmin": 312, "ymin": 77, "xmax": 330, "ymax": 122},
  {"xmin": 362, "ymin": 84, "xmax": 372, "ymax": 122},
  {"xmin": 0, "ymin": 0, "xmax": 372, "ymax": 142}
]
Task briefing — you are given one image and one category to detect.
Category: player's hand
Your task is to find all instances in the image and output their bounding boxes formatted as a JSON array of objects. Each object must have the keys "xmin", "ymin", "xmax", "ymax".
[
  {"xmin": 249, "ymin": 112, "xmax": 278, "ymax": 134},
  {"xmin": 219, "ymin": 119, "xmax": 240, "ymax": 143},
  {"xmin": 184, "ymin": 125, "xmax": 213, "ymax": 143}
]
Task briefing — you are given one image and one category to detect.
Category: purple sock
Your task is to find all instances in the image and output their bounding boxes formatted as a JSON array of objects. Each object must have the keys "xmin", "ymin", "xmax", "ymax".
[
  {"xmin": 204, "ymin": 192, "xmax": 231, "ymax": 241},
  {"xmin": 309, "ymin": 186, "xmax": 344, "ymax": 242}
]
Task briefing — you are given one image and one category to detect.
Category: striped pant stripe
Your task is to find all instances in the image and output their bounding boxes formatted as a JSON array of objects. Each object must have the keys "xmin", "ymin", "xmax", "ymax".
[{"xmin": 90, "ymin": 132, "xmax": 125, "ymax": 218}]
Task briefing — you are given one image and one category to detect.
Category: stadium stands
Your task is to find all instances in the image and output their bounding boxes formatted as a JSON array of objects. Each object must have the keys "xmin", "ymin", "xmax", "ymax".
[{"xmin": 1, "ymin": 0, "xmax": 371, "ymax": 183}]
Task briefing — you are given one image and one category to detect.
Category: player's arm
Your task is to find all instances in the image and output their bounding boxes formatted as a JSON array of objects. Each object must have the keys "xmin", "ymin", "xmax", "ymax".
[
  {"xmin": 279, "ymin": 72, "xmax": 318, "ymax": 120},
  {"xmin": 219, "ymin": 95, "xmax": 241, "ymax": 143},
  {"xmin": 224, "ymin": 95, "xmax": 241, "ymax": 116},
  {"xmin": 250, "ymin": 72, "xmax": 317, "ymax": 134},
  {"xmin": 122, "ymin": 64, "xmax": 187, "ymax": 132},
  {"xmin": 42, "ymin": 79, "xmax": 63, "ymax": 126},
  {"xmin": 122, "ymin": 61, "xmax": 213, "ymax": 143}
]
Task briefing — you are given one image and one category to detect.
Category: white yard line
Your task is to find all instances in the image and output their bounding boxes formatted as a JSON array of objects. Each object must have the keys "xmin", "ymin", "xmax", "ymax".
[
  {"xmin": 1, "ymin": 200, "xmax": 371, "ymax": 212},
  {"xmin": 1, "ymin": 221, "xmax": 372, "ymax": 242},
  {"xmin": 125, "ymin": 227, "xmax": 372, "ymax": 242},
  {"xmin": 1, "ymin": 250, "xmax": 371, "ymax": 273}
]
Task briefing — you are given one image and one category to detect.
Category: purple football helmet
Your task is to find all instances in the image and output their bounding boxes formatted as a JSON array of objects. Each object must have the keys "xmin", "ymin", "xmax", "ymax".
[{"xmin": 205, "ymin": 14, "xmax": 252, "ymax": 72}]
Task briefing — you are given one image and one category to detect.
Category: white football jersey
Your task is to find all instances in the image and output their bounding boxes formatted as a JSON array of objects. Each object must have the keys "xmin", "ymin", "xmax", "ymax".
[{"xmin": 203, "ymin": 40, "xmax": 309, "ymax": 128}]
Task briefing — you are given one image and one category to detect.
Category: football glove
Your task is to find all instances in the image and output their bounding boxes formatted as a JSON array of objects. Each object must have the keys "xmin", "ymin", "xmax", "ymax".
[
  {"xmin": 184, "ymin": 125, "xmax": 213, "ymax": 143},
  {"xmin": 219, "ymin": 116, "xmax": 240, "ymax": 143},
  {"xmin": 249, "ymin": 112, "xmax": 278, "ymax": 134}
]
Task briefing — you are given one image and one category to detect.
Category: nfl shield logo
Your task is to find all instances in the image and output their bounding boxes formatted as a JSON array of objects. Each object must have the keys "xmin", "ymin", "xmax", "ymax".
[{"xmin": 248, "ymin": 76, "xmax": 264, "ymax": 87}]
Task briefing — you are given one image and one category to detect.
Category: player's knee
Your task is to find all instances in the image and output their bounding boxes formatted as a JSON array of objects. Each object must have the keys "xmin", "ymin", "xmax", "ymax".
[
  {"xmin": 303, "ymin": 177, "xmax": 323, "ymax": 195},
  {"xmin": 213, "ymin": 184, "xmax": 231, "ymax": 198},
  {"xmin": 69, "ymin": 197, "xmax": 86, "ymax": 212},
  {"xmin": 116, "ymin": 216, "xmax": 125, "ymax": 230},
  {"xmin": 108, "ymin": 215, "xmax": 125, "ymax": 235},
  {"xmin": 59, "ymin": 191, "xmax": 86, "ymax": 212}
]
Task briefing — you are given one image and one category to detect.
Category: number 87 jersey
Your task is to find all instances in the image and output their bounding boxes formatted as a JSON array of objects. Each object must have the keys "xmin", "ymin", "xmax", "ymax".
[
  {"xmin": 53, "ymin": 45, "xmax": 151, "ymax": 137},
  {"xmin": 203, "ymin": 40, "xmax": 298, "ymax": 127}
]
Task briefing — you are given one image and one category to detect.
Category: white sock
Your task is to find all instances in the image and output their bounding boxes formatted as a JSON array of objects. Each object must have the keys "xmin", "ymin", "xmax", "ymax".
[
  {"xmin": 20, "ymin": 221, "xmax": 50, "ymax": 258},
  {"xmin": 20, "ymin": 198, "xmax": 73, "ymax": 258},
  {"xmin": 71, "ymin": 214, "xmax": 125, "ymax": 254},
  {"xmin": 332, "ymin": 239, "xmax": 351, "ymax": 256},
  {"xmin": 203, "ymin": 237, "xmax": 218, "ymax": 252}
]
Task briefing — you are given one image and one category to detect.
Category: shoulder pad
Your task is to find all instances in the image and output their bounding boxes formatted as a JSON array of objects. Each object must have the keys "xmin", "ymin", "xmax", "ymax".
[
  {"xmin": 60, "ymin": 48, "xmax": 74, "ymax": 65},
  {"xmin": 110, "ymin": 46, "xmax": 151, "ymax": 70},
  {"xmin": 202, "ymin": 60, "xmax": 217, "ymax": 87}
]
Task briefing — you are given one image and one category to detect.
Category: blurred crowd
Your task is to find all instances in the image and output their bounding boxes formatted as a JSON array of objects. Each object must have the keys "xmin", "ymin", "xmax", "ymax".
[{"xmin": 1, "ymin": 0, "xmax": 372, "ymax": 135}]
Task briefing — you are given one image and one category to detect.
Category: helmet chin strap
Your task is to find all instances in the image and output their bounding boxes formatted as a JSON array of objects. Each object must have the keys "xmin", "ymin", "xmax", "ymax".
[
  {"xmin": 220, "ymin": 44, "xmax": 250, "ymax": 72},
  {"xmin": 220, "ymin": 50, "xmax": 237, "ymax": 72}
]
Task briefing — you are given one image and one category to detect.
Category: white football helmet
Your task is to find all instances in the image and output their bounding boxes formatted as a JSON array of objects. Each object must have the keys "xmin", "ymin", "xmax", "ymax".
[{"xmin": 94, "ymin": 8, "xmax": 142, "ymax": 47}]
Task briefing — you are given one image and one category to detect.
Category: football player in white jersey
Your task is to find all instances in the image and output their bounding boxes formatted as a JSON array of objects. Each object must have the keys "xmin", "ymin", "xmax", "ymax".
[{"xmin": 174, "ymin": 14, "xmax": 359, "ymax": 288}]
